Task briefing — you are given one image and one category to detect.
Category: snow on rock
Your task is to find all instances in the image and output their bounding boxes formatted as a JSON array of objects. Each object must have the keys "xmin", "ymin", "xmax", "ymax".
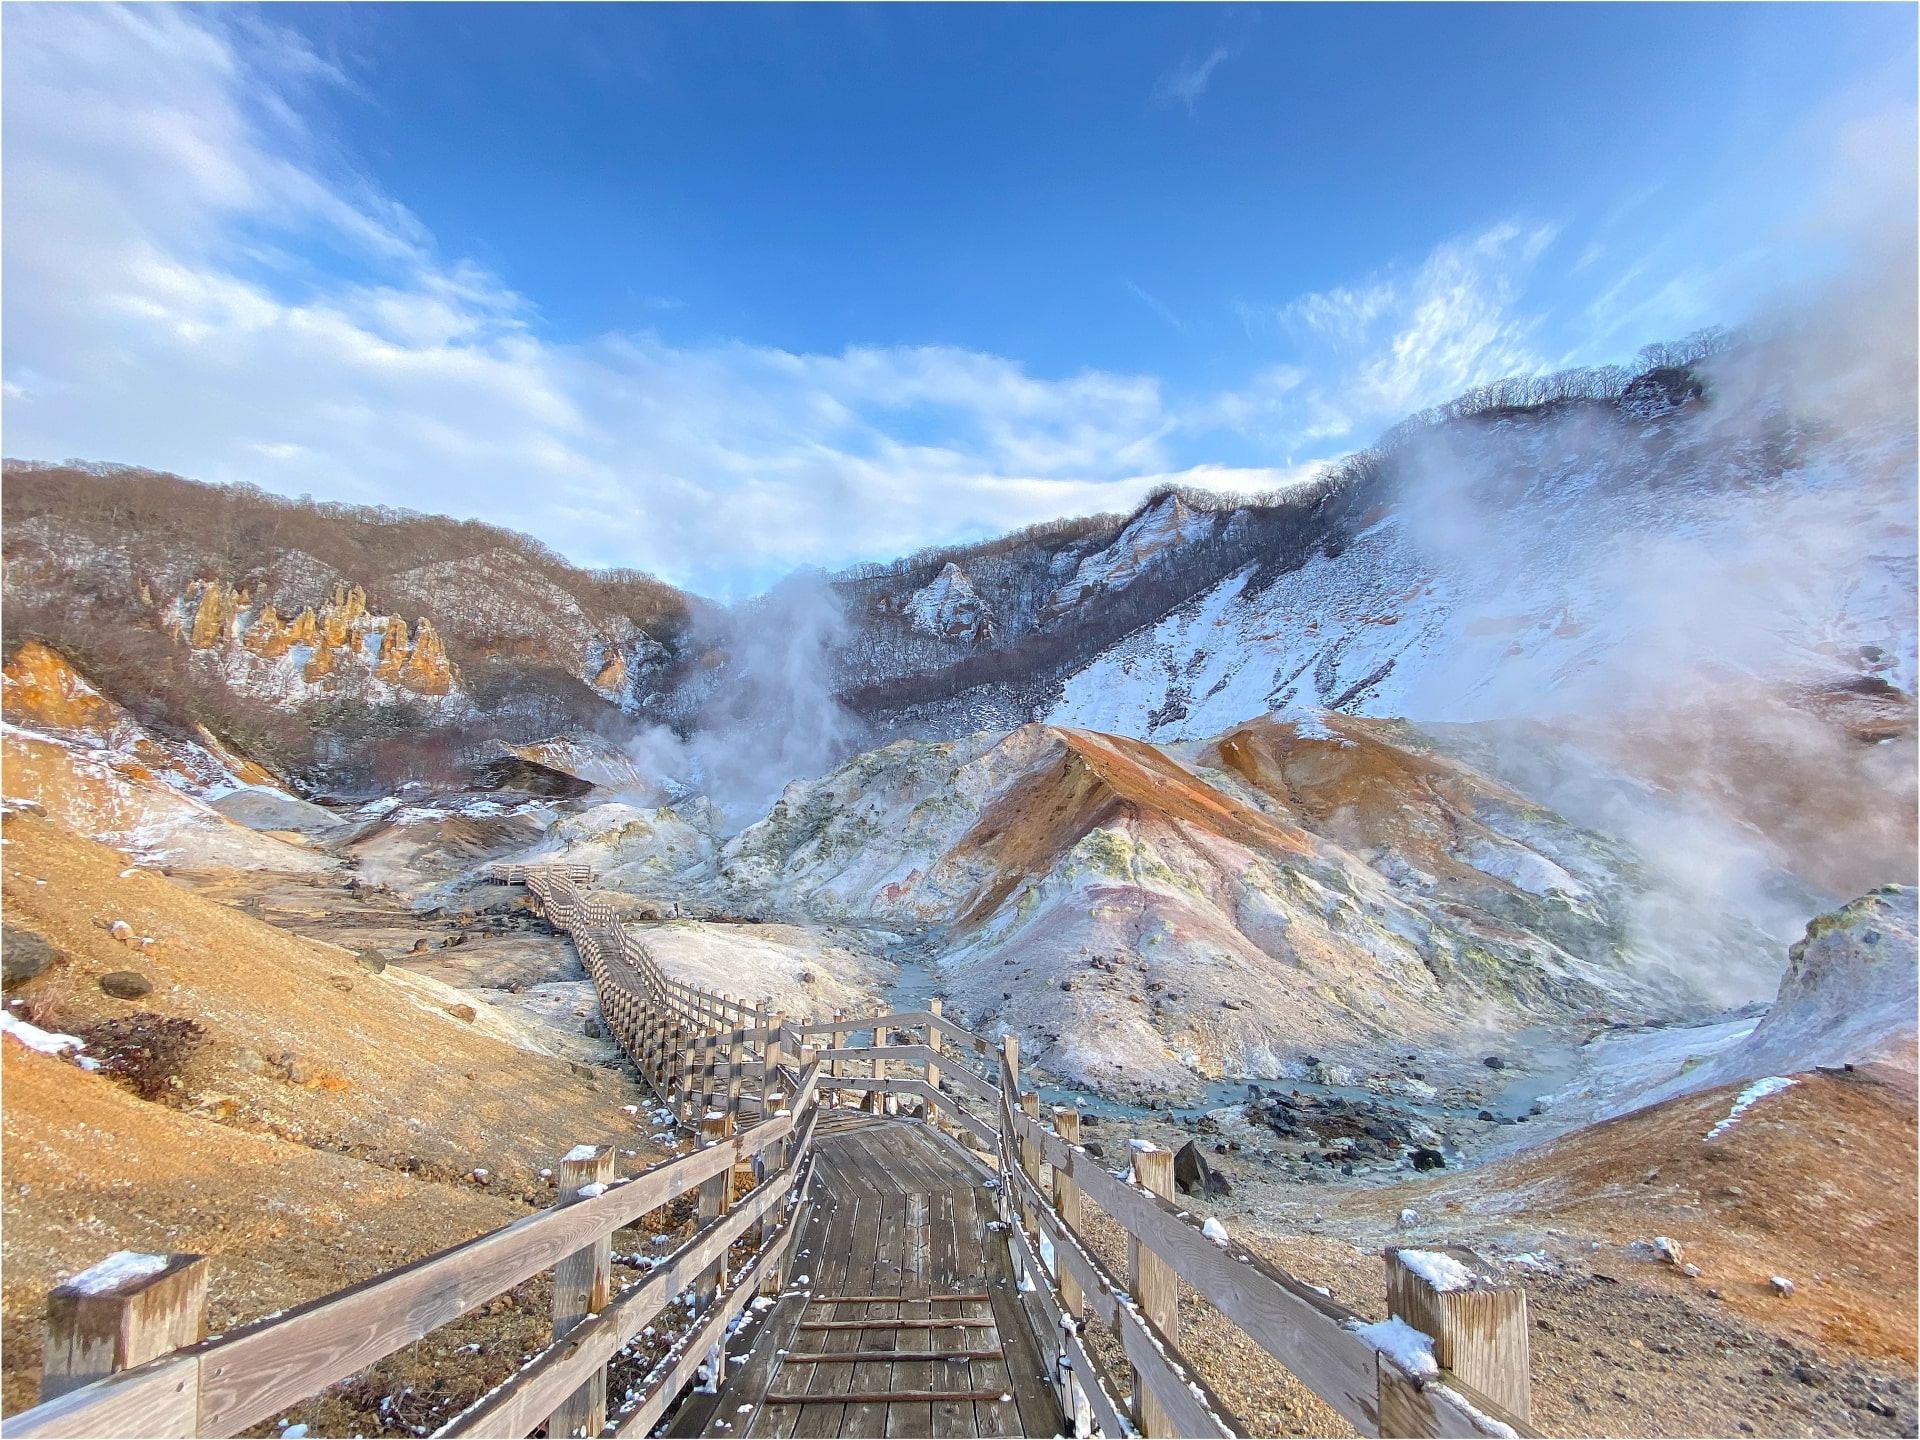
[
  {"xmin": 1050, "ymin": 407, "xmax": 1916, "ymax": 741},
  {"xmin": 502, "ymin": 736, "xmax": 649, "ymax": 792},
  {"xmin": 1042, "ymin": 493, "xmax": 1217, "ymax": 622},
  {"xmin": 1, "ymin": 725, "xmax": 335, "ymax": 873},
  {"xmin": 2, "ymin": 641, "xmax": 290, "ymax": 802},
  {"xmin": 906, "ymin": 564, "xmax": 996, "ymax": 643},
  {"xmin": 1646, "ymin": 886, "xmax": 1917, "ymax": 1105}
]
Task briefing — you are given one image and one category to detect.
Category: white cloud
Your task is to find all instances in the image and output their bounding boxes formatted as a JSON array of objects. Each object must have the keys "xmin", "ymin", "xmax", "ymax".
[
  {"xmin": 1212, "ymin": 222, "xmax": 1558, "ymax": 450},
  {"xmin": 1150, "ymin": 47, "xmax": 1231, "ymax": 114}
]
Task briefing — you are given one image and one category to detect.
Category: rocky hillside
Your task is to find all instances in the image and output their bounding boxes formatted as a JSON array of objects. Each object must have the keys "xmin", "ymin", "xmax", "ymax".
[
  {"xmin": 500, "ymin": 713, "xmax": 1785, "ymax": 1099},
  {"xmin": 823, "ymin": 332, "xmax": 1917, "ymax": 903},
  {"xmin": 2, "ymin": 463, "xmax": 699, "ymax": 789}
]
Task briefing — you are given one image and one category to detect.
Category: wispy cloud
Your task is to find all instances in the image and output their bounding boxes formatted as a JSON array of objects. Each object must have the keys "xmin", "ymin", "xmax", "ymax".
[
  {"xmin": 1150, "ymin": 46, "xmax": 1230, "ymax": 114},
  {"xmin": 1210, "ymin": 222, "xmax": 1558, "ymax": 449},
  {"xmin": 1123, "ymin": 278, "xmax": 1186, "ymax": 333}
]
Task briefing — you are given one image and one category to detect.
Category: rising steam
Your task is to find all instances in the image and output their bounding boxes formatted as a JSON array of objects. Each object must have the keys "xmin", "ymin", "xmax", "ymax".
[{"xmin": 622, "ymin": 570, "xmax": 866, "ymax": 831}]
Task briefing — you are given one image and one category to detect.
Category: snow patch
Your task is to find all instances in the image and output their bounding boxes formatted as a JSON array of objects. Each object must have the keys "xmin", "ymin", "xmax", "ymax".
[
  {"xmin": 1348, "ymin": 1316, "xmax": 1438, "ymax": 1379},
  {"xmin": 1704, "ymin": 1075, "xmax": 1797, "ymax": 1140},
  {"xmin": 1395, "ymin": 1249, "xmax": 1476, "ymax": 1293},
  {"xmin": 64, "ymin": 1251, "xmax": 171, "ymax": 1295}
]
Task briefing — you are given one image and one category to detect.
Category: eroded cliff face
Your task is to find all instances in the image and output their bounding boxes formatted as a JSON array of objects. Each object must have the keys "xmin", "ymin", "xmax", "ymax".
[{"xmin": 168, "ymin": 580, "xmax": 459, "ymax": 702}]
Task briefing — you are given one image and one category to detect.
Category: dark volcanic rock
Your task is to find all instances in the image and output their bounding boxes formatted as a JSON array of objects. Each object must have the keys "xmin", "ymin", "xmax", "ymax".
[
  {"xmin": 3, "ymin": 926, "xmax": 57, "ymax": 988},
  {"xmin": 1411, "ymin": 1147, "xmax": 1447, "ymax": 1171},
  {"xmin": 99, "ymin": 970, "xmax": 153, "ymax": 1000},
  {"xmin": 1173, "ymin": 1139, "xmax": 1230, "ymax": 1197}
]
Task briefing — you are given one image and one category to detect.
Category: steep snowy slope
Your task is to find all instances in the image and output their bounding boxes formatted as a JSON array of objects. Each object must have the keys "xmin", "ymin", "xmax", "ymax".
[{"xmin": 1051, "ymin": 404, "xmax": 1917, "ymax": 738}]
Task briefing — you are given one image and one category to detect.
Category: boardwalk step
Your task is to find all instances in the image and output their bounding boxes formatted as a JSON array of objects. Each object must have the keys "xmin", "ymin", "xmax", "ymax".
[
  {"xmin": 781, "ymin": 1350, "xmax": 1004, "ymax": 1364},
  {"xmin": 798, "ymin": 1328, "xmax": 998, "ymax": 1336},
  {"xmin": 763, "ymin": 1390, "xmax": 1013, "ymax": 1405},
  {"xmin": 808, "ymin": 1292, "xmax": 990, "ymax": 1303}
]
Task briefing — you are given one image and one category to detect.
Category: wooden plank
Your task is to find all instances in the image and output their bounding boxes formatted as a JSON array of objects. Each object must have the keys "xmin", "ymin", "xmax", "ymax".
[
  {"xmin": 840, "ymin": 1133, "xmax": 903, "ymax": 1440},
  {"xmin": 884, "ymin": 1166, "xmax": 934, "ymax": 1440},
  {"xmin": 763, "ymin": 1391, "xmax": 1012, "ymax": 1405},
  {"xmin": 787, "ymin": 1161, "xmax": 869, "ymax": 1440},
  {"xmin": 795, "ymin": 1320, "xmax": 995, "ymax": 1332},
  {"xmin": 781, "ymin": 1351, "xmax": 1004, "ymax": 1365},
  {"xmin": 1011, "ymin": 1107, "xmax": 1383, "ymax": 1435},
  {"xmin": 806, "ymin": 1305, "xmax": 990, "ymax": 1313},
  {"xmin": 0, "ymin": 1354, "xmax": 200, "ymax": 1440}
]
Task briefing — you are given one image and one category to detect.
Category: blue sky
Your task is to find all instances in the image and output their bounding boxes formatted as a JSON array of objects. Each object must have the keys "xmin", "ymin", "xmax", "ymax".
[{"xmin": 4, "ymin": 3, "xmax": 1914, "ymax": 595}]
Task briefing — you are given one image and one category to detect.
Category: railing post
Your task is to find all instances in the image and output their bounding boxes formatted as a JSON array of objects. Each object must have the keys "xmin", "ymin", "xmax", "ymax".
[
  {"xmin": 696, "ymin": 1108, "xmax": 736, "ymax": 1390},
  {"xmin": 924, "ymin": 998, "xmax": 943, "ymax": 1128},
  {"xmin": 867, "ymin": 1018, "xmax": 886, "ymax": 1114},
  {"xmin": 1051, "ymin": 1106, "xmax": 1086, "ymax": 1320},
  {"xmin": 1018, "ymin": 1091, "xmax": 1043, "ymax": 1238},
  {"xmin": 679, "ymin": 1029, "xmax": 702, "ymax": 1128},
  {"xmin": 829, "ymin": 1010, "xmax": 845, "ymax": 1108},
  {"xmin": 1384, "ymin": 1245, "xmax": 1532, "ymax": 1424},
  {"xmin": 550, "ymin": 1143, "xmax": 615, "ymax": 1438},
  {"xmin": 41, "ymin": 1252, "xmax": 208, "ymax": 1404},
  {"xmin": 726, "ymin": 1017, "xmax": 746, "ymax": 1120},
  {"xmin": 1128, "ymin": 1141, "xmax": 1178, "ymax": 1437}
]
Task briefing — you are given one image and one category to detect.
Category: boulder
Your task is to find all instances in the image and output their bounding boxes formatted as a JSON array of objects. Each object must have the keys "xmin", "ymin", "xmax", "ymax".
[
  {"xmin": 583, "ymin": 1018, "xmax": 603, "ymax": 1039},
  {"xmin": 99, "ymin": 970, "xmax": 153, "ymax": 1000},
  {"xmin": 210, "ymin": 789, "xmax": 344, "ymax": 836},
  {"xmin": 1410, "ymin": 1147, "xmax": 1446, "ymax": 1171},
  {"xmin": 1173, "ymin": 1139, "xmax": 1231, "ymax": 1198},
  {"xmin": 355, "ymin": 949, "xmax": 388, "ymax": 973},
  {"xmin": 447, "ymin": 1003, "xmax": 477, "ymax": 1023},
  {"xmin": 3, "ymin": 926, "xmax": 57, "ymax": 988}
]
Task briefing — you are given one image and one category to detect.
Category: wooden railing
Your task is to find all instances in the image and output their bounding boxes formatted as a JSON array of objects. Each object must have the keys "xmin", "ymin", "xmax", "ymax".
[
  {"xmin": 5, "ymin": 862, "xmax": 1535, "ymax": 1440},
  {"xmin": 987, "ymin": 1041, "xmax": 1535, "ymax": 1439}
]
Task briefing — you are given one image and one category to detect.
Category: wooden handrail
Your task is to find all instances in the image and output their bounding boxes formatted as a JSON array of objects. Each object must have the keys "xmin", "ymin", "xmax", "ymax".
[
  {"xmin": 6, "ymin": 1060, "xmax": 822, "ymax": 1439},
  {"xmin": 17, "ymin": 860, "xmax": 1531, "ymax": 1440}
]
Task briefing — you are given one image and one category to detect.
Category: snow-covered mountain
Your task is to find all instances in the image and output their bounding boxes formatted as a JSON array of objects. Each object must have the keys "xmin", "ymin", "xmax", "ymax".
[{"xmin": 1048, "ymin": 400, "xmax": 1916, "ymax": 739}]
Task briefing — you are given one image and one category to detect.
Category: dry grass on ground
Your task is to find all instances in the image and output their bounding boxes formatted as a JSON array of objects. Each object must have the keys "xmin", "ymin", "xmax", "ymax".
[{"xmin": 0, "ymin": 809, "xmax": 670, "ymax": 1419}]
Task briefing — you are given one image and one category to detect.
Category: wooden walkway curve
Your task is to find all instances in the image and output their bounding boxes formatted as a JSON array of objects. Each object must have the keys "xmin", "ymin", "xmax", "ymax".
[
  {"xmin": 6, "ymin": 863, "xmax": 1537, "ymax": 1440},
  {"xmin": 668, "ymin": 1114, "xmax": 1061, "ymax": 1439}
]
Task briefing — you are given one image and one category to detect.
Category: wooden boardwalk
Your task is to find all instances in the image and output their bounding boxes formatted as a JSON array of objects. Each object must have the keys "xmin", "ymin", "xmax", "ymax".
[{"xmin": 671, "ymin": 1114, "xmax": 1063, "ymax": 1439}]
